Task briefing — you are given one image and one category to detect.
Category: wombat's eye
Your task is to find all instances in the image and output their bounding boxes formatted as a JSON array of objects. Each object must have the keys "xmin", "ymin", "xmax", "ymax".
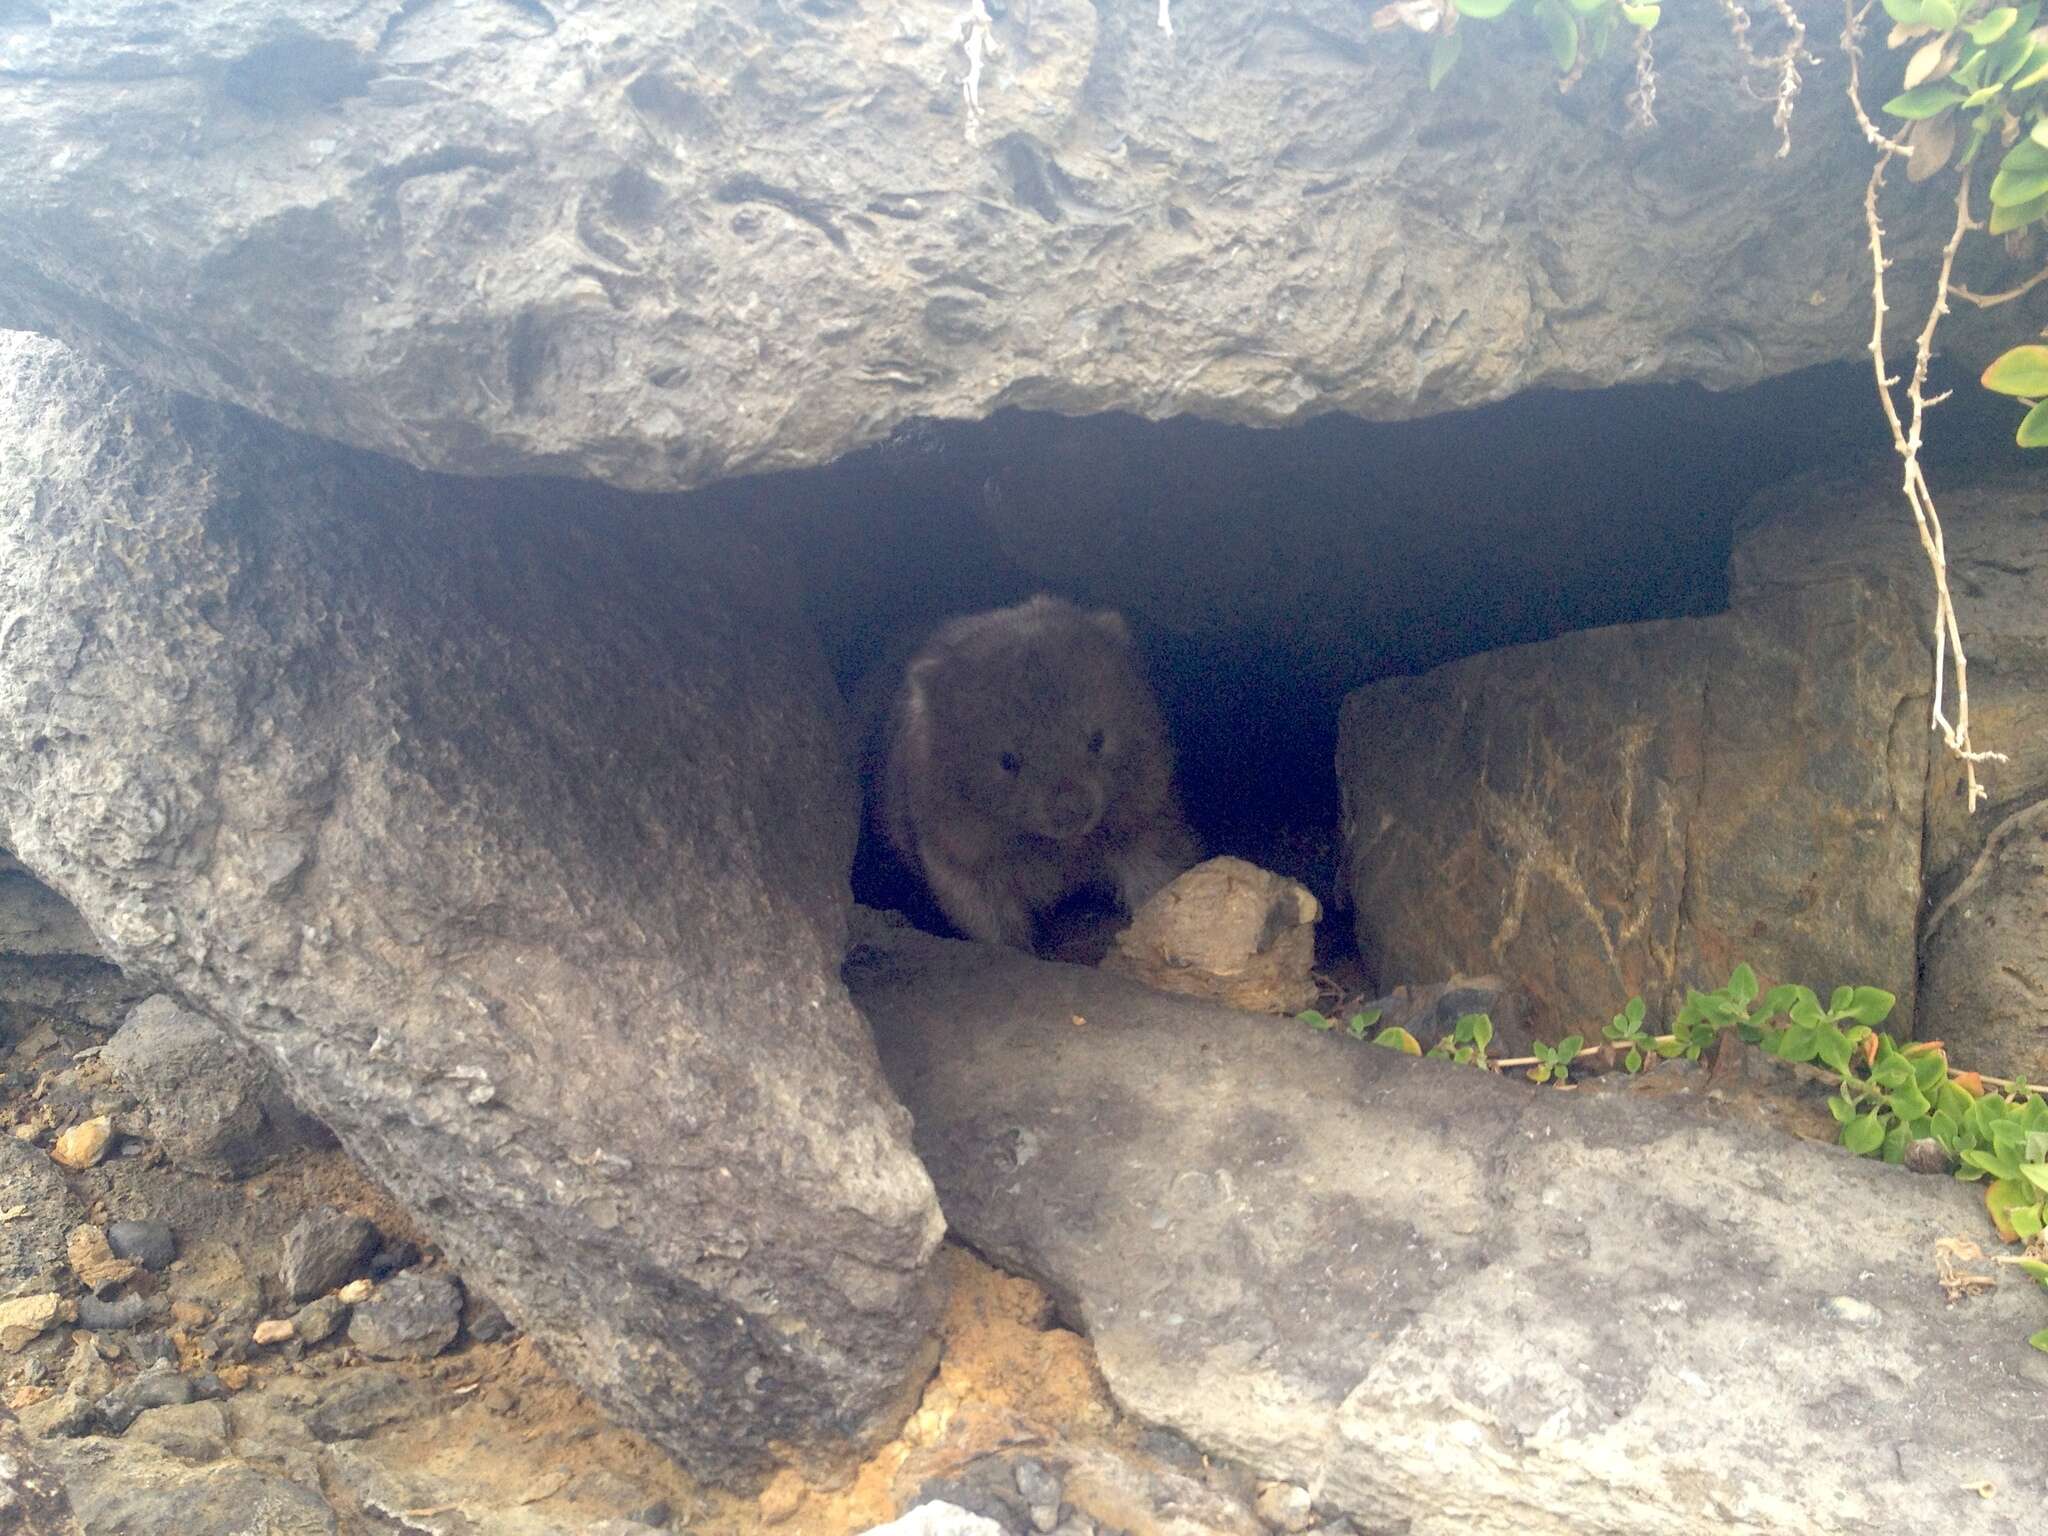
[
  {"xmin": 1087, "ymin": 729, "xmax": 1106, "ymax": 756},
  {"xmin": 999, "ymin": 751, "xmax": 1021, "ymax": 775}
]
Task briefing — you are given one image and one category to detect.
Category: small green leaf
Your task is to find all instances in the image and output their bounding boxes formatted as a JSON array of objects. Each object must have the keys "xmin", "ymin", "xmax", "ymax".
[
  {"xmin": 1922, "ymin": 0, "xmax": 1960, "ymax": 25},
  {"xmin": 2013, "ymin": 51, "xmax": 2048, "ymax": 93},
  {"xmin": 1816, "ymin": 1025, "xmax": 1855, "ymax": 1076},
  {"xmin": 1989, "ymin": 188, "xmax": 2048, "ymax": 234},
  {"xmin": 1885, "ymin": 81, "xmax": 1968, "ymax": 118},
  {"xmin": 2030, "ymin": 1328, "xmax": 2048, "ymax": 1353},
  {"xmin": 1729, "ymin": 965, "xmax": 1759, "ymax": 1005},
  {"xmin": 1453, "ymin": 0, "xmax": 1519, "ymax": 16},
  {"xmin": 1843, "ymin": 1114, "xmax": 1887, "ymax": 1156},
  {"xmin": 1619, "ymin": 2, "xmax": 1659, "ymax": 25},
  {"xmin": 1779, "ymin": 1023, "xmax": 1820, "ymax": 1065},
  {"xmin": 1965, "ymin": 1148, "xmax": 2022, "ymax": 1180},
  {"xmin": 1624, "ymin": 1047, "xmax": 1643, "ymax": 1073},
  {"xmin": 1372, "ymin": 1025, "xmax": 1423, "ymax": 1055},
  {"xmin": 2015, "ymin": 1258, "xmax": 2048, "ymax": 1281},
  {"xmin": 1757, "ymin": 984, "xmax": 1801, "ymax": 1018},
  {"xmin": 1990, "ymin": 142, "xmax": 2048, "ymax": 205},
  {"xmin": 1555, "ymin": 1034, "xmax": 1583, "ymax": 1059},
  {"xmin": 2020, "ymin": 1162, "xmax": 2048, "ymax": 1192},
  {"xmin": 1873, "ymin": 1055, "xmax": 1915, "ymax": 1090},
  {"xmin": 1829, "ymin": 1095, "xmax": 1855, "ymax": 1125},
  {"xmin": 1970, "ymin": 6, "xmax": 2020, "ymax": 43},
  {"xmin": 1986, "ymin": 1176, "xmax": 2031, "ymax": 1239},
  {"xmin": 1882, "ymin": 1124, "xmax": 1908, "ymax": 1164},
  {"xmin": 1889, "ymin": 1083, "xmax": 1933, "ymax": 1123},
  {"xmin": 1566, "ymin": 0, "xmax": 1606, "ymax": 12},
  {"xmin": 2011, "ymin": 1202, "xmax": 2046, "ymax": 1238},
  {"xmin": 1626, "ymin": 996, "xmax": 1645, "ymax": 1027},
  {"xmin": 1880, "ymin": 0, "xmax": 1928, "ymax": 21},
  {"xmin": 2015, "ymin": 398, "xmax": 2048, "ymax": 447},
  {"xmin": 1301, "ymin": 1009, "xmax": 1333, "ymax": 1032},
  {"xmin": 1532, "ymin": 0, "xmax": 1578, "ymax": 71}
]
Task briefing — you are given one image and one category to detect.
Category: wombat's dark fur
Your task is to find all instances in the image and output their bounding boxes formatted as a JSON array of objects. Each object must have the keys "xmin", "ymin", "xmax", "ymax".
[{"xmin": 879, "ymin": 595, "xmax": 1199, "ymax": 951}]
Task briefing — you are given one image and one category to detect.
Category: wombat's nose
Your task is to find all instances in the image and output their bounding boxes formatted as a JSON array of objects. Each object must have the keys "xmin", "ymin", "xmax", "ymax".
[{"xmin": 1044, "ymin": 782, "xmax": 1103, "ymax": 839}]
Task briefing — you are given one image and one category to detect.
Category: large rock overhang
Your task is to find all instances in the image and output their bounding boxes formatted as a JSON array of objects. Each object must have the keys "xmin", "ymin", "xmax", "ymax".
[{"xmin": 0, "ymin": 0, "xmax": 2028, "ymax": 492}]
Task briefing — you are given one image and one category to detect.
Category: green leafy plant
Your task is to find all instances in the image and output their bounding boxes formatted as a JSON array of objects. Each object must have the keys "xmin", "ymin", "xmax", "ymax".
[
  {"xmin": 1373, "ymin": 0, "xmax": 1660, "ymax": 92},
  {"xmin": 1301, "ymin": 962, "xmax": 2048, "ymax": 1349}
]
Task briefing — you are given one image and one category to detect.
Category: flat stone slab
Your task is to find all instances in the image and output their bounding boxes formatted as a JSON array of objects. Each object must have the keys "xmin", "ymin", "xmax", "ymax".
[{"xmin": 854, "ymin": 931, "xmax": 2048, "ymax": 1536}]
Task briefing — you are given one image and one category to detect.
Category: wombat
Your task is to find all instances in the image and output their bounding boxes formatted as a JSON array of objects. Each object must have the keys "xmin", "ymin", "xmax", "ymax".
[{"xmin": 878, "ymin": 594, "xmax": 1199, "ymax": 952}]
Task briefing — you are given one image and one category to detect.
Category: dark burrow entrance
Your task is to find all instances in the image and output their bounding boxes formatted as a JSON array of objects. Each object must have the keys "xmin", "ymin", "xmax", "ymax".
[{"xmin": 703, "ymin": 355, "xmax": 2028, "ymax": 966}]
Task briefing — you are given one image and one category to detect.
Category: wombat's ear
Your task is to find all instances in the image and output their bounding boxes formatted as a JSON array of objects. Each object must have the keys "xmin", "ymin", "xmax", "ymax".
[{"xmin": 1088, "ymin": 609, "xmax": 1131, "ymax": 646}]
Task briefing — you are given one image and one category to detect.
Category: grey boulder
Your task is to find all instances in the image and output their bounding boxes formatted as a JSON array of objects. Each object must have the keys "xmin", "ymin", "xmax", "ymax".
[
  {"xmin": 0, "ymin": 332, "xmax": 942, "ymax": 1482},
  {"xmin": 857, "ymin": 929, "xmax": 2048, "ymax": 1536}
]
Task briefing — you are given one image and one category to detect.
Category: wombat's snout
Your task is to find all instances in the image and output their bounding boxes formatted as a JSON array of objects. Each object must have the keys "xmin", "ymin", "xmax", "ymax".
[{"xmin": 1040, "ymin": 779, "xmax": 1105, "ymax": 840}]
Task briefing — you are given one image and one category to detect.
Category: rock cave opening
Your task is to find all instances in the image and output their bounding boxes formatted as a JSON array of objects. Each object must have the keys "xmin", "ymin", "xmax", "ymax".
[{"xmin": 709, "ymin": 353, "xmax": 2027, "ymax": 974}]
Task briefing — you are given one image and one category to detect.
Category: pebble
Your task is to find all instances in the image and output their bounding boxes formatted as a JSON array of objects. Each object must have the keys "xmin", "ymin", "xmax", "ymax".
[
  {"xmin": 1255, "ymin": 1482, "xmax": 1315, "ymax": 1533},
  {"xmin": 0, "ymin": 1292, "xmax": 73, "ymax": 1351},
  {"xmin": 50, "ymin": 1115, "xmax": 113, "ymax": 1170},
  {"xmin": 291, "ymin": 1295, "xmax": 349, "ymax": 1345},
  {"xmin": 280, "ymin": 1207, "xmax": 380, "ymax": 1301},
  {"xmin": 66, "ymin": 1224, "xmax": 141, "ymax": 1295},
  {"xmin": 252, "ymin": 1319, "xmax": 296, "ymax": 1346},
  {"xmin": 1904, "ymin": 1138, "xmax": 1952, "ymax": 1175},
  {"xmin": 106, "ymin": 1218, "xmax": 177, "ymax": 1270},
  {"xmin": 1822, "ymin": 1295, "xmax": 1882, "ymax": 1328},
  {"xmin": 1013, "ymin": 1459, "xmax": 1063, "ymax": 1532},
  {"xmin": 347, "ymin": 1269, "xmax": 462, "ymax": 1360},
  {"xmin": 76, "ymin": 1293, "xmax": 156, "ymax": 1332},
  {"xmin": 336, "ymin": 1277, "xmax": 374, "ymax": 1305}
]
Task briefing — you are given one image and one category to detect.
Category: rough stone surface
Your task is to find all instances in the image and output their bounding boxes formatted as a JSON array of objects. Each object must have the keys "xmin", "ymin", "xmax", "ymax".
[
  {"xmin": 0, "ymin": 332, "xmax": 943, "ymax": 1481},
  {"xmin": 0, "ymin": 1406, "xmax": 85, "ymax": 1536},
  {"xmin": 1340, "ymin": 477, "xmax": 1929, "ymax": 1037},
  {"xmin": 0, "ymin": 1137, "xmax": 83, "ymax": 1299},
  {"xmin": 101, "ymin": 996, "xmax": 328, "ymax": 1179},
  {"xmin": 1104, "ymin": 857, "xmax": 1320, "ymax": 1014},
  {"xmin": 856, "ymin": 930, "xmax": 2048, "ymax": 1536},
  {"xmin": 123, "ymin": 1400, "xmax": 232, "ymax": 1465},
  {"xmin": 1719, "ymin": 467, "xmax": 2048, "ymax": 1078},
  {"xmin": 0, "ymin": 4, "xmax": 2025, "ymax": 493},
  {"xmin": 279, "ymin": 1209, "xmax": 378, "ymax": 1304},
  {"xmin": 346, "ymin": 1270, "xmax": 462, "ymax": 1361},
  {"xmin": 45, "ymin": 1438, "xmax": 335, "ymax": 1536}
]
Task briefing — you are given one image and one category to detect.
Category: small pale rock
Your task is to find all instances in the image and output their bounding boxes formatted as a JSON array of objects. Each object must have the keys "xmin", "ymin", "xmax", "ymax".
[
  {"xmin": 1104, "ymin": 858, "xmax": 1320, "ymax": 1014},
  {"xmin": 170, "ymin": 1300, "xmax": 211, "ymax": 1328},
  {"xmin": 66, "ymin": 1224, "xmax": 140, "ymax": 1295},
  {"xmin": 336, "ymin": 1278, "xmax": 374, "ymax": 1305},
  {"xmin": 759, "ymin": 1467, "xmax": 807, "ymax": 1524},
  {"xmin": 291, "ymin": 1295, "xmax": 348, "ymax": 1345},
  {"xmin": 1822, "ymin": 1295, "xmax": 1882, "ymax": 1328},
  {"xmin": 0, "ymin": 1292, "xmax": 73, "ymax": 1351},
  {"xmin": 50, "ymin": 1116, "xmax": 112, "ymax": 1170},
  {"xmin": 858, "ymin": 1503, "xmax": 1009, "ymax": 1536},
  {"xmin": 252, "ymin": 1319, "xmax": 295, "ymax": 1346},
  {"xmin": 106, "ymin": 1218, "xmax": 177, "ymax": 1270},
  {"xmin": 1254, "ymin": 1482, "xmax": 1315, "ymax": 1533}
]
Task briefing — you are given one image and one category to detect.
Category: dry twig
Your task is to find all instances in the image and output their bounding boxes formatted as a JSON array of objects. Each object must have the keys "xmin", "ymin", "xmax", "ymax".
[{"xmin": 1842, "ymin": 0, "xmax": 2007, "ymax": 810}]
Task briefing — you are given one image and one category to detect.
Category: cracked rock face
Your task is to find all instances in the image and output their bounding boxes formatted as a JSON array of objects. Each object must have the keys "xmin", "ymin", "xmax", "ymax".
[
  {"xmin": 0, "ymin": 332, "xmax": 944, "ymax": 1483},
  {"xmin": 1338, "ymin": 463, "xmax": 1934, "ymax": 1036},
  {"xmin": 0, "ymin": 1, "xmax": 2013, "ymax": 491}
]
